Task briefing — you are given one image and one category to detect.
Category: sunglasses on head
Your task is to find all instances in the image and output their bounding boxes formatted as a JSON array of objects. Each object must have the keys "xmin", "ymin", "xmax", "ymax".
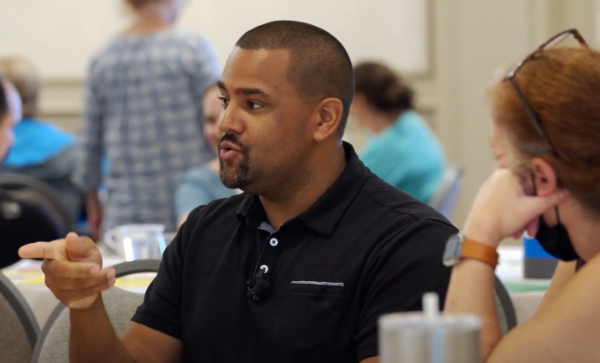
[{"xmin": 503, "ymin": 29, "xmax": 589, "ymax": 157}]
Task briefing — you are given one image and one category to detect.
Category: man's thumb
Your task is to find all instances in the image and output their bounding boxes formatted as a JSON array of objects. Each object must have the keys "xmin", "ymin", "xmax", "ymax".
[{"xmin": 65, "ymin": 232, "xmax": 96, "ymax": 261}]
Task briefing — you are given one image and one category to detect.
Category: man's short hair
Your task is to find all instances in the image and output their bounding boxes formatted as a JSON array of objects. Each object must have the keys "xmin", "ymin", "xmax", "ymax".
[{"xmin": 236, "ymin": 21, "xmax": 354, "ymax": 136}]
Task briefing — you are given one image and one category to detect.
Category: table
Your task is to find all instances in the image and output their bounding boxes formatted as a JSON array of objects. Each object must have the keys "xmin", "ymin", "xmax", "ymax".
[
  {"xmin": 497, "ymin": 246, "xmax": 550, "ymax": 324},
  {"xmin": 3, "ymin": 245, "xmax": 548, "ymax": 329},
  {"xmin": 3, "ymin": 258, "xmax": 155, "ymax": 326}
]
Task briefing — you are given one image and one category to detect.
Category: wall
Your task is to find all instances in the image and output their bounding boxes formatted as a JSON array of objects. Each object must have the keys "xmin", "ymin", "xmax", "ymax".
[
  {"xmin": 0, "ymin": 0, "xmax": 597, "ymax": 230},
  {"xmin": 0, "ymin": 0, "xmax": 130, "ymax": 77},
  {"xmin": 414, "ymin": 0, "xmax": 597, "ymax": 231},
  {"xmin": 0, "ymin": 0, "xmax": 432, "ymax": 138},
  {"xmin": 0, "ymin": 0, "xmax": 429, "ymax": 77}
]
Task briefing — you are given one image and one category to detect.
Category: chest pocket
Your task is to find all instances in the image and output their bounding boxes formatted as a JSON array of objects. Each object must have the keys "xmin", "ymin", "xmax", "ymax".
[{"xmin": 278, "ymin": 281, "xmax": 345, "ymax": 356}]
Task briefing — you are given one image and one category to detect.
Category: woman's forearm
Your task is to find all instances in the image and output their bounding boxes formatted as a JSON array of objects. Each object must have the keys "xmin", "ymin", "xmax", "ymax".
[{"xmin": 445, "ymin": 259, "xmax": 501, "ymax": 362}]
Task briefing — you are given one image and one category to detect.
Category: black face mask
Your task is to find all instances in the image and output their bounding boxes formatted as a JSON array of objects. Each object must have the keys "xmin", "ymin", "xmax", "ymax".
[{"xmin": 535, "ymin": 207, "xmax": 580, "ymax": 261}]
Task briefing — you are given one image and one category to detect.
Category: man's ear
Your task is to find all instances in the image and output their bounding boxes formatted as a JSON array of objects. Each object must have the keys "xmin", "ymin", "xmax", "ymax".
[
  {"xmin": 531, "ymin": 157, "xmax": 559, "ymax": 197},
  {"xmin": 312, "ymin": 97, "xmax": 343, "ymax": 142}
]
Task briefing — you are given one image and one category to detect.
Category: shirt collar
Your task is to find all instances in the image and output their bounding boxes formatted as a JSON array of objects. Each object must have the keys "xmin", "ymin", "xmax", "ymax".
[{"xmin": 236, "ymin": 142, "xmax": 368, "ymax": 236}]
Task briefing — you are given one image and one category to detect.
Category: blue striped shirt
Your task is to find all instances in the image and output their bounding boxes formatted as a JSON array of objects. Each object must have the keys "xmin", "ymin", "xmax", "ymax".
[{"xmin": 73, "ymin": 29, "xmax": 220, "ymax": 232}]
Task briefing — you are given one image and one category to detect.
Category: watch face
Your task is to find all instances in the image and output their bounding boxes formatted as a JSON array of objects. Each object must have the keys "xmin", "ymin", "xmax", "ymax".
[{"xmin": 443, "ymin": 233, "xmax": 464, "ymax": 267}]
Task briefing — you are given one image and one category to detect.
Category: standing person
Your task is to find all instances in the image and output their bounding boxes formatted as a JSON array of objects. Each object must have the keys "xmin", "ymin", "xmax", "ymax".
[
  {"xmin": 20, "ymin": 21, "xmax": 455, "ymax": 362},
  {"xmin": 351, "ymin": 62, "xmax": 445, "ymax": 203},
  {"xmin": 0, "ymin": 75, "xmax": 64, "ymax": 268},
  {"xmin": 0, "ymin": 56, "xmax": 82, "ymax": 224},
  {"xmin": 174, "ymin": 84, "xmax": 236, "ymax": 228},
  {"xmin": 75, "ymin": 0, "xmax": 220, "ymax": 238},
  {"xmin": 443, "ymin": 29, "xmax": 600, "ymax": 362}
]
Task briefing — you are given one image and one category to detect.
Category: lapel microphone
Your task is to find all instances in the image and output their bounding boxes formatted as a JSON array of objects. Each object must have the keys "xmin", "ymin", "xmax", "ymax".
[{"xmin": 247, "ymin": 265, "xmax": 271, "ymax": 301}]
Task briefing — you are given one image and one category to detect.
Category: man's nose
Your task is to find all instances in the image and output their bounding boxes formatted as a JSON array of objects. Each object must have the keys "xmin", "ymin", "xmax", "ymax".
[{"xmin": 218, "ymin": 103, "xmax": 244, "ymax": 135}]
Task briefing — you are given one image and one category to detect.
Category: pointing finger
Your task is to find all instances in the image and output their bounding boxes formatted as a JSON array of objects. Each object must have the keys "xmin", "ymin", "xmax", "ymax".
[{"xmin": 19, "ymin": 241, "xmax": 61, "ymax": 260}]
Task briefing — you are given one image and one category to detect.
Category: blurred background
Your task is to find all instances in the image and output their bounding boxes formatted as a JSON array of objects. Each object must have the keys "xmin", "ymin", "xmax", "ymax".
[{"xmin": 0, "ymin": 0, "xmax": 597, "ymax": 229}]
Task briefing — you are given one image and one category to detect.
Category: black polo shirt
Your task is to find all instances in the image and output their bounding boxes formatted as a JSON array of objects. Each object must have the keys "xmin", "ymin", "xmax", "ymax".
[{"xmin": 132, "ymin": 142, "xmax": 456, "ymax": 362}]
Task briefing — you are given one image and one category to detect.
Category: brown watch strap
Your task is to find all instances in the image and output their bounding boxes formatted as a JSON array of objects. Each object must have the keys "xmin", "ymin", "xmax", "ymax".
[{"xmin": 461, "ymin": 238, "xmax": 499, "ymax": 267}]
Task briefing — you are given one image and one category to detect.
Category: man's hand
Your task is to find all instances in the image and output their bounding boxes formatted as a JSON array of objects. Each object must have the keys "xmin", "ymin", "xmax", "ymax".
[{"xmin": 18, "ymin": 232, "xmax": 115, "ymax": 309}]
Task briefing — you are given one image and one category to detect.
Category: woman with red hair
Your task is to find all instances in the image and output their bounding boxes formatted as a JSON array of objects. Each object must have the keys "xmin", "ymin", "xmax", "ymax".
[{"xmin": 445, "ymin": 29, "xmax": 600, "ymax": 362}]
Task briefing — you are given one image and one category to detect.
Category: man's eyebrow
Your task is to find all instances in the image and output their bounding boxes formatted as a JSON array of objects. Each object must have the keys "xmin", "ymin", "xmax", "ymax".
[
  {"xmin": 236, "ymin": 87, "xmax": 270, "ymax": 99},
  {"xmin": 216, "ymin": 81, "xmax": 270, "ymax": 99}
]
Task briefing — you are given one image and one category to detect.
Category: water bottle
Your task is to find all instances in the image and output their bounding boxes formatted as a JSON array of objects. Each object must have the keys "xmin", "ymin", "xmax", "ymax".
[{"xmin": 379, "ymin": 293, "xmax": 481, "ymax": 363}]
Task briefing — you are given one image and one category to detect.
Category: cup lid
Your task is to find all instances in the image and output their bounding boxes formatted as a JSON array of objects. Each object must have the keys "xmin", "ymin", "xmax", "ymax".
[{"xmin": 379, "ymin": 312, "xmax": 482, "ymax": 332}]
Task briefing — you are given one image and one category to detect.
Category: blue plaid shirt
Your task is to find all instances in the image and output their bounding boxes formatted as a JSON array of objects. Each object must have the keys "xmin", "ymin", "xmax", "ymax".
[{"xmin": 74, "ymin": 29, "xmax": 220, "ymax": 232}]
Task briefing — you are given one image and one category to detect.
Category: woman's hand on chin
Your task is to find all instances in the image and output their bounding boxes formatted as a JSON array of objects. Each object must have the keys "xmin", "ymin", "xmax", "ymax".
[{"xmin": 463, "ymin": 168, "xmax": 568, "ymax": 249}]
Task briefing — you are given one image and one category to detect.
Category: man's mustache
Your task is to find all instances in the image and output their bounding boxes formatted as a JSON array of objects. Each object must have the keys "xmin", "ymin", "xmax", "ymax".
[{"xmin": 219, "ymin": 133, "xmax": 246, "ymax": 151}]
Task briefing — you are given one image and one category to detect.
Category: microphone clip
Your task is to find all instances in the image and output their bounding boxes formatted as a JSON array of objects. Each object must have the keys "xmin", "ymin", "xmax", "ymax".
[{"xmin": 247, "ymin": 265, "xmax": 271, "ymax": 301}]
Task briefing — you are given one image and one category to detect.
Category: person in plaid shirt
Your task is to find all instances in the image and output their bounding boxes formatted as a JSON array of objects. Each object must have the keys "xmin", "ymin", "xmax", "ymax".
[{"xmin": 74, "ymin": 0, "xmax": 220, "ymax": 238}]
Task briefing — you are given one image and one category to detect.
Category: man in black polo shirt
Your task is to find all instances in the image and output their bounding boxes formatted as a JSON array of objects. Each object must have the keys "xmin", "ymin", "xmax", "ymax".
[{"xmin": 20, "ymin": 20, "xmax": 456, "ymax": 363}]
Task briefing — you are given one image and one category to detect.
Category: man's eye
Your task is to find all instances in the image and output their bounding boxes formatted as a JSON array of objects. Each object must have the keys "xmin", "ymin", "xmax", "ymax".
[
  {"xmin": 248, "ymin": 101, "xmax": 263, "ymax": 110},
  {"xmin": 218, "ymin": 97, "xmax": 229, "ymax": 108}
]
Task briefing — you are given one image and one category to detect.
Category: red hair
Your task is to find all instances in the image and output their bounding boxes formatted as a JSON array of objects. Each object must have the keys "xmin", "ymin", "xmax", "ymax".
[{"xmin": 488, "ymin": 47, "xmax": 600, "ymax": 213}]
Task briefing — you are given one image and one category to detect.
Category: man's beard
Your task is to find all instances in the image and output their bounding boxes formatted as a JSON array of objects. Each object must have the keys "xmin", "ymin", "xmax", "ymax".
[
  {"xmin": 219, "ymin": 153, "xmax": 252, "ymax": 189},
  {"xmin": 218, "ymin": 133, "xmax": 253, "ymax": 189}
]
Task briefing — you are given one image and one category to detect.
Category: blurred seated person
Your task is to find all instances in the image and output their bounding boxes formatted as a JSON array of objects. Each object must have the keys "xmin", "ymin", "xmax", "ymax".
[
  {"xmin": 175, "ymin": 84, "xmax": 235, "ymax": 228},
  {"xmin": 0, "ymin": 56, "xmax": 82, "ymax": 224},
  {"xmin": 351, "ymin": 62, "xmax": 445, "ymax": 203},
  {"xmin": 0, "ymin": 75, "xmax": 64, "ymax": 268},
  {"xmin": 444, "ymin": 29, "xmax": 600, "ymax": 362}
]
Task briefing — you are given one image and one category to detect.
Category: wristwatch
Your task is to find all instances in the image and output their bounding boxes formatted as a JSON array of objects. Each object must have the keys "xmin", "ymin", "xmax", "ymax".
[{"xmin": 443, "ymin": 233, "xmax": 499, "ymax": 268}]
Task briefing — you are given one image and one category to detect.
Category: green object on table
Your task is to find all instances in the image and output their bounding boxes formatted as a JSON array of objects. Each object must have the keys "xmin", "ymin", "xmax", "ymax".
[{"xmin": 504, "ymin": 283, "xmax": 549, "ymax": 293}]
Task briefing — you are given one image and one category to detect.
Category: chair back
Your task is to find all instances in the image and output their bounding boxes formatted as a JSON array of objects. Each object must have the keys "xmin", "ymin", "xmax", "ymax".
[
  {"xmin": 430, "ymin": 165, "xmax": 465, "ymax": 220},
  {"xmin": 31, "ymin": 260, "xmax": 161, "ymax": 363},
  {"xmin": 0, "ymin": 174, "xmax": 73, "ymax": 231},
  {"xmin": 0, "ymin": 272, "xmax": 40, "ymax": 363},
  {"xmin": 494, "ymin": 275, "xmax": 518, "ymax": 335}
]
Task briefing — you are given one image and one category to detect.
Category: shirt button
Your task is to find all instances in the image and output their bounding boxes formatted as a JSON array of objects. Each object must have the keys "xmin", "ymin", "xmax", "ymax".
[{"xmin": 269, "ymin": 238, "xmax": 279, "ymax": 247}]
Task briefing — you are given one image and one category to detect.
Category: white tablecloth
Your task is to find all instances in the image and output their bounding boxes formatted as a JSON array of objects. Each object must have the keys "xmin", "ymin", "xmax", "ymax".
[
  {"xmin": 497, "ymin": 246, "xmax": 549, "ymax": 324},
  {"xmin": 2, "ymin": 245, "xmax": 548, "ymax": 329}
]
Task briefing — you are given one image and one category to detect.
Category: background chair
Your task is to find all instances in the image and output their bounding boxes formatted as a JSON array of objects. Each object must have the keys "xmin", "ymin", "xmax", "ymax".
[
  {"xmin": 430, "ymin": 165, "xmax": 465, "ymax": 220},
  {"xmin": 495, "ymin": 274, "xmax": 518, "ymax": 335},
  {"xmin": 0, "ymin": 174, "xmax": 73, "ymax": 232},
  {"xmin": 31, "ymin": 259, "xmax": 161, "ymax": 363},
  {"xmin": 0, "ymin": 272, "xmax": 40, "ymax": 363}
]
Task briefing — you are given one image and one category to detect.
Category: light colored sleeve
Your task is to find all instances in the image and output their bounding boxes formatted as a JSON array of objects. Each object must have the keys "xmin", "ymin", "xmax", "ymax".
[
  {"xmin": 191, "ymin": 36, "xmax": 221, "ymax": 101},
  {"xmin": 360, "ymin": 138, "xmax": 408, "ymax": 186},
  {"xmin": 72, "ymin": 61, "xmax": 104, "ymax": 192},
  {"xmin": 174, "ymin": 168, "xmax": 214, "ymax": 218}
]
